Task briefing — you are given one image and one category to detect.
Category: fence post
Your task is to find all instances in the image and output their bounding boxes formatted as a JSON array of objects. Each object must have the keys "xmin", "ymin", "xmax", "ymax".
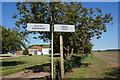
[{"xmin": 60, "ymin": 35, "xmax": 64, "ymax": 78}]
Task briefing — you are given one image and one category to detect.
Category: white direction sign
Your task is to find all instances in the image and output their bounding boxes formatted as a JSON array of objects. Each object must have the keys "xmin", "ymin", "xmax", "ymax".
[
  {"xmin": 27, "ymin": 23, "xmax": 50, "ymax": 31},
  {"xmin": 54, "ymin": 24, "xmax": 75, "ymax": 32}
]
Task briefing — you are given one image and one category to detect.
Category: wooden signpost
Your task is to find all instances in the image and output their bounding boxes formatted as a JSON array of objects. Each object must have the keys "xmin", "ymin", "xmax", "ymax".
[
  {"xmin": 27, "ymin": 23, "xmax": 54, "ymax": 79},
  {"xmin": 27, "ymin": 23, "xmax": 50, "ymax": 31},
  {"xmin": 60, "ymin": 35, "xmax": 64, "ymax": 78},
  {"xmin": 54, "ymin": 24, "xmax": 75, "ymax": 78},
  {"xmin": 27, "ymin": 23, "xmax": 75, "ymax": 79},
  {"xmin": 54, "ymin": 24, "xmax": 75, "ymax": 32}
]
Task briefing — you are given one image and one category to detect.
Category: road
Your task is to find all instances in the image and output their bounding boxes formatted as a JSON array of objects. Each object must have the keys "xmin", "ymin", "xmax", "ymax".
[{"xmin": 0, "ymin": 54, "xmax": 23, "ymax": 59}]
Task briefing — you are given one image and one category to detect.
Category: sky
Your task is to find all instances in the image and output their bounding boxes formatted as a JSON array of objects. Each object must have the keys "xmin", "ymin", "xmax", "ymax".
[{"xmin": 1, "ymin": 2, "xmax": 118, "ymax": 50}]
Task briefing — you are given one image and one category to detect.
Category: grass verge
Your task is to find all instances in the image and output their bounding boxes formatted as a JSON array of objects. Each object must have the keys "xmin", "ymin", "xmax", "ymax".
[
  {"xmin": 1, "ymin": 55, "xmax": 51, "ymax": 76},
  {"xmin": 65, "ymin": 53, "xmax": 110, "ymax": 78}
]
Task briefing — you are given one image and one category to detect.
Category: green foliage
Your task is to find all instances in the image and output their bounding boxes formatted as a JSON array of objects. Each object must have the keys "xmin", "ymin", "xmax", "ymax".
[
  {"xmin": 84, "ymin": 41, "xmax": 93, "ymax": 54},
  {"xmin": 1, "ymin": 55, "xmax": 50, "ymax": 76},
  {"xmin": 74, "ymin": 54, "xmax": 86, "ymax": 59},
  {"xmin": 12, "ymin": 13, "xmax": 18, "ymax": 19},
  {"xmin": 53, "ymin": 54, "xmax": 86, "ymax": 75},
  {"xmin": 43, "ymin": 66, "xmax": 50, "ymax": 72},
  {"xmin": 98, "ymin": 50, "xmax": 101, "ymax": 52},
  {"xmin": 64, "ymin": 60, "xmax": 69, "ymax": 70},
  {"xmin": 13, "ymin": 2, "xmax": 113, "ymax": 55},
  {"xmin": 2, "ymin": 26, "xmax": 29, "ymax": 54},
  {"xmin": 76, "ymin": 41, "xmax": 93, "ymax": 54},
  {"xmin": 76, "ymin": 49, "xmax": 83, "ymax": 54},
  {"xmin": 23, "ymin": 48, "xmax": 29, "ymax": 55}
]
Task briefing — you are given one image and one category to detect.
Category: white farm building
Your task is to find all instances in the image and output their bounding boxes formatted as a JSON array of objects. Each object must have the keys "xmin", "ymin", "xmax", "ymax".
[{"xmin": 28, "ymin": 45, "xmax": 50, "ymax": 55}]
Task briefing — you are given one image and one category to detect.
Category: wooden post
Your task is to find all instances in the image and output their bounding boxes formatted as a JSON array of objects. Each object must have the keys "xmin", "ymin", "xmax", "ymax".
[
  {"xmin": 51, "ymin": 23, "xmax": 54, "ymax": 79},
  {"xmin": 54, "ymin": 64, "xmax": 56, "ymax": 79},
  {"xmin": 60, "ymin": 35, "xmax": 64, "ymax": 78}
]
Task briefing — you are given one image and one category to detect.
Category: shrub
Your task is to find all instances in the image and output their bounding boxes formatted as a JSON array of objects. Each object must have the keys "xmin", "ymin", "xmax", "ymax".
[
  {"xmin": 28, "ymin": 54, "xmax": 32, "ymax": 56},
  {"xmin": 23, "ymin": 48, "xmax": 29, "ymax": 55},
  {"xmin": 44, "ymin": 66, "xmax": 50, "ymax": 72},
  {"xmin": 64, "ymin": 60, "xmax": 69, "ymax": 70}
]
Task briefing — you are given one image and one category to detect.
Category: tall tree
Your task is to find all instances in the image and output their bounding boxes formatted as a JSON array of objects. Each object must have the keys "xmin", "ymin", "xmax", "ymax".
[
  {"xmin": 2, "ymin": 26, "xmax": 29, "ymax": 54},
  {"xmin": 0, "ymin": 25, "xmax": 2, "ymax": 54},
  {"xmin": 13, "ymin": 2, "xmax": 113, "ymax": 59}
]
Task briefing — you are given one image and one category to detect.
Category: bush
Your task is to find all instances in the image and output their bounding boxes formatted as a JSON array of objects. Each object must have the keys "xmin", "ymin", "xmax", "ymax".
[
  {"xmin": 52, "ymin": 54, "xmax": 87, "ymax": 78},
  {"xmin": 74, "ymin": 54, "xmax": 86, "ymax": 59},
  {"xmin": 64, "ymin": 60, "xmax": 70, "ymax": 71},
  {"xmin": 98, "ymin": 50, "xmax": 101, "ymax": 52},
  {"xmin": 23, "ymin": 48, "xmax": 29, "ymax": 55},
  {"xmin": 28, "ymin": 54, "xmax": 32, "ymax": 56},
  {"xmin": 53, "ymin": 59, "xmax": 60, "ymax": 71},
  {"xmin": 53, "ymin": 54, "xmax": 87, "ymax": 73},
  {"xmin": 44, "ymin": 66, "xmax": 50, "ymax": 72}
]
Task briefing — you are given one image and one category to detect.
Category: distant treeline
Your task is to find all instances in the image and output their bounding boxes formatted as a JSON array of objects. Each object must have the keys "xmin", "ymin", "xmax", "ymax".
[
  {"xmin": 106, "ymin": 49, "xmax": 120, "ymax": 51},
  {"xmin": 93, "ymin": 49, "xmax": 120, "ymax": 52}
]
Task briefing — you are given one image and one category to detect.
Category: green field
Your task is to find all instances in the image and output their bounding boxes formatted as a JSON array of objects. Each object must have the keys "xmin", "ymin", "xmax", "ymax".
[
  {"xmin": 1, "ymin": 52, "xmax": 119, "ymax": 78},
  {"xmin": 1, "ymin": 55, "xmax": 51, "ymax": 76},
  {"xmin": 65, "ymin": 52, "xmax": 119, "ymax": 78}
]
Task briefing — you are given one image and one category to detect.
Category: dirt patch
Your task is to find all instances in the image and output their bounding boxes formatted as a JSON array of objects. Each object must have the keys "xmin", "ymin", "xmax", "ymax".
[
  {"xmin": 93, "ymin": 52, "xmax": 119, "ymax": 78},
  {"xmin": 93, "ymin": 52, "xmax": 118, "ymax": 65},
  {"xmin": 72, "ymin": 68, "xmax": 77, "ymax": 72},
  {"xmin": 105, "ymin": 67, "xmax": 120, "ymax": 78},
  {"xmin": 18, "ymin": 72, "xmax": 49, "ymax": 78},
  {"xmin": 65, "ymin": 52, "xmax": 119, "ymax": 78},
  {"xmin": 104, "ymin": 64, "xmax": 118, "ymax": 69},
  {"xmin": 1, "ymin": 70, "xmax": 49, "ymax": 79}
]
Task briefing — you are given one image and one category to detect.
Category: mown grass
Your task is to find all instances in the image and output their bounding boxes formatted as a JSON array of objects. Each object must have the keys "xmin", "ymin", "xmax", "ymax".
[
  {"xmin": 65, "ymin": 53, "xmax": 110, "ymax": 78},
  {"xmin": 64, "ymin": 54, "xmax": 93, "ymax": 78},
  {"xmin": 1, "ymin": 55, "xmax": 52, "ymax": 76}
]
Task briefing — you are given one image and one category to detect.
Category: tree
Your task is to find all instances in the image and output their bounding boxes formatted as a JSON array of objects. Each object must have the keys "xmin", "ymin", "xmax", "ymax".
[
  {"xmin": 23, "ymin": 48, "xmax": 29, "ymax": 55},
  {"xmin": 0, "ymin": 25, "xmax": 2, "ymax": 54},
  {"xmin": 13, "ymin": 2, "xmax": 113, "ymax": 59},
  {"xmin": 84, "ymin": 41, "xmax": 93, "ymax": 54},
  {"xmin": 2, "ymin": 26, "xmax": 29, "ymax": 54}
]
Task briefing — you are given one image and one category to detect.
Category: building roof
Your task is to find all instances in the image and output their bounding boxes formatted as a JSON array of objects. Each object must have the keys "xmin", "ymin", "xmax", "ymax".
[
  {"xmin": 37, "ymin": 48, "xmax": 42, "ymax": 51},
  {"xmin": 29, "ymin": 46, "xmax": 42, "ymax": 49},
  {"xmin": 29, "ymin": 45, "xmax": 50, "ymax": 51},
  {"xmin": 42, "ymin": 45, "xmax": 50, "ymax": 48}
]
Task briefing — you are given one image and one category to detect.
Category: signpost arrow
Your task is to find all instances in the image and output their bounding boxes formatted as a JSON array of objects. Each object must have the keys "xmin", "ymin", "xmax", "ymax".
[
  {"xmin": 27, "ymin": 23, "xmax": 75, "ymax": 79},
  {"xmin": 54, "ymin": 24, "xmax": 75, "ymax": 32},
  {"xmin": 27, "ymin": 23, "xmax": 50, "ymax": 32}
]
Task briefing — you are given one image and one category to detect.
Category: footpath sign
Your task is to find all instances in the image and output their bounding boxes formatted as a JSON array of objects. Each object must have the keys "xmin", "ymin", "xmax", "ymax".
[
  {"xmin": 27, "ymin": 23, "xmax": 75, "ymax": 79},
  {"xmin": 27, "ymin": 23, "xmax": 50, "ymax": 31},
  {"xmin": 54, "ymin": 24, "xmax": 75, "ymax": 32}
]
